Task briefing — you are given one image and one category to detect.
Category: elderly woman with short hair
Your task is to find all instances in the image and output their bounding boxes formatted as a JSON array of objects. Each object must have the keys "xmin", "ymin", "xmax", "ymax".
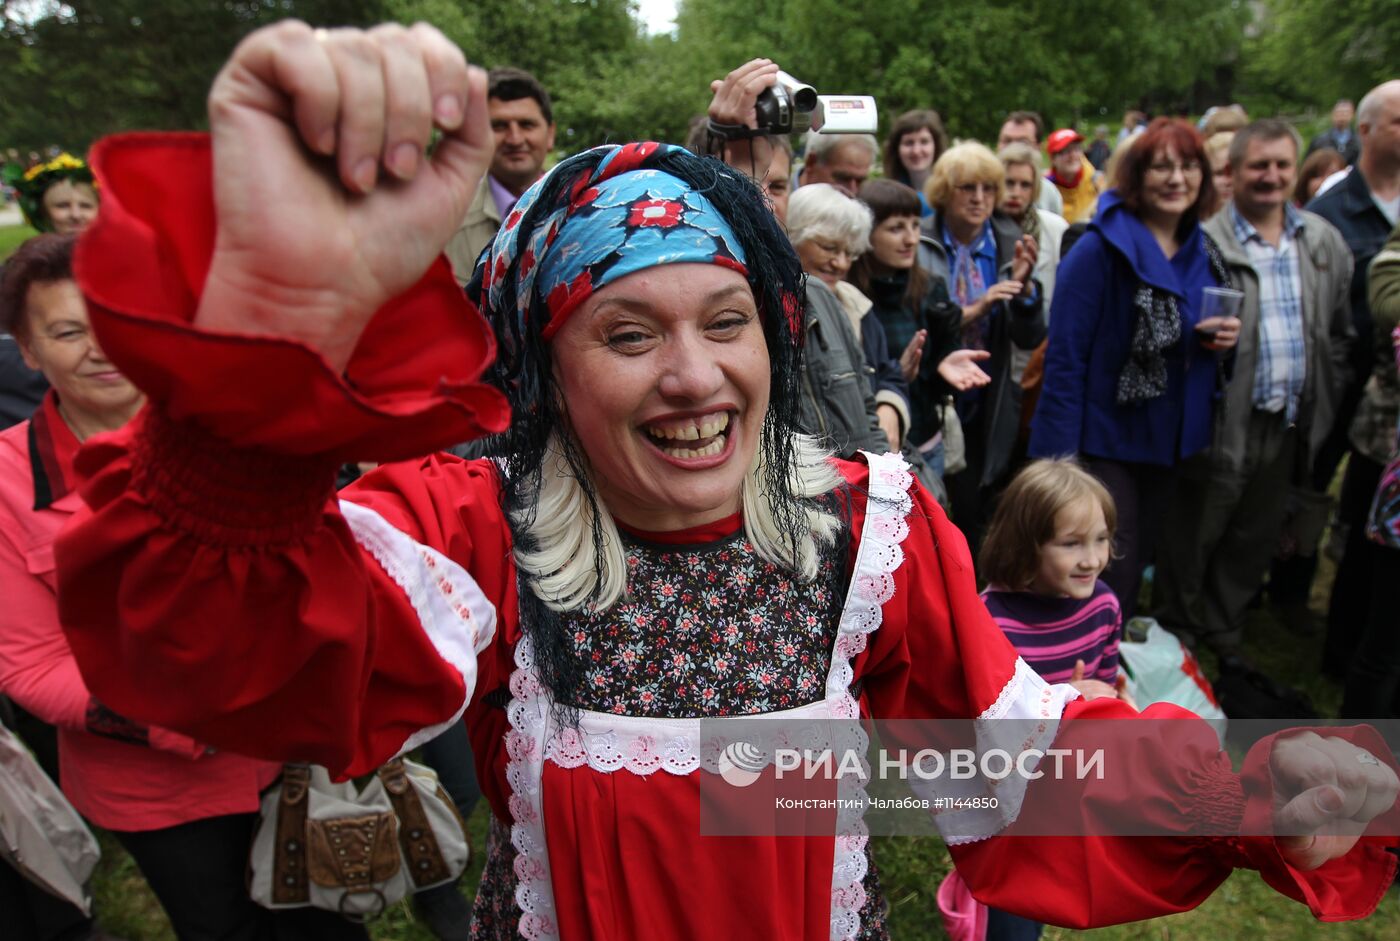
[
  {"xmin": 919, "ymin": 142, "xmax": 1043, "ymax": 544},
  {"xmin": 54, "ymin": 22, "xmax": 1400, "ymax": 941},
  {"xmin": 787, "ymin": 183, "xmax": 911, "ymax": 451}
]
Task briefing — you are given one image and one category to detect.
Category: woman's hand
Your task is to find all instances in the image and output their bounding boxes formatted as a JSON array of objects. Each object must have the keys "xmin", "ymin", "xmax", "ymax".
[
  {"xmin": 898, "ymin": 329, "xmax": 927, "ymax": 382},
  {"xmin": 1195, "ymin": 315, "xmax": 1242, "ymax": 352},
  {"xmin": 197, "ymin": 21, "xmax": 493, "ymax": 371},
  {"xmin": 961, "ymin": 280, "xmax": 1024, "ymax": 325},
  {"xmin": 935, "ymin": 348, "xmax": 991, "ymax": 391},
  {"xmin": 1270, "ymin": 731, "xmax": 1398, "ymax": 870},
  {"xmin": 706, "ymin": 59, "xmax": 780, "ymax": 181},
  {"xmin": 1011, "ymin": 234, "xmax": 1039, "ymax": 291}
]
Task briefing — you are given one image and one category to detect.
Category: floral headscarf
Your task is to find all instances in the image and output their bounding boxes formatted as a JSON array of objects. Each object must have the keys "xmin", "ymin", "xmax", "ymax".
[
  {"xmin": 469, "ymin": 141, "xmax": 807, "ymax": 434},
  {"xmin": 478, "ymin": 142, "xmax": 753, "ymax": 340}
]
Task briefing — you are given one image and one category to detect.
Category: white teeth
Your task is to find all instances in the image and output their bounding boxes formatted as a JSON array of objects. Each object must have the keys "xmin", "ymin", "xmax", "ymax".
[
  {"xmin": 648, "ymin": 412, "xmax": 730, "ymax": 442},
  {"xmin": 662, "ymin": 438, "xmax": 725, "ymax": 459}
]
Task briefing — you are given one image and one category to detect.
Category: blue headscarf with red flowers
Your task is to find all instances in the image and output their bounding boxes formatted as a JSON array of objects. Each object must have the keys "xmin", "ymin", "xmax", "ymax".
[
  {"xmin": 467, "ymin": 141, "xmax": 827, "ymax": 722},
  {"xmin": 479, "ymin": 142, "xmax": 750, "ymax": 339}
]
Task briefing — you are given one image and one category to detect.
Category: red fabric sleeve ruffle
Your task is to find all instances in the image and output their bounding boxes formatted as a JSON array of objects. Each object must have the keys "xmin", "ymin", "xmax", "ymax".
[
  {"xmin": 73, "ymin": 132, "xmax": 510, "ymax": 460},
  {"xmin": 55, "ymin": 133, "xmax": 521, "ymax": 776},
  {"xmin": 840, "ymin": 462, "xmax": 1399, "ymax": 925}
]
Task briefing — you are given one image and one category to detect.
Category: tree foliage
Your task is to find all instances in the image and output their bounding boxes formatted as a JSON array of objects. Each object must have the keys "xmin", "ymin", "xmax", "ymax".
[
  {"xmin": 0, "ymin": 1, "xmax": 382, "ymax": 153},
  {"xmin": 671, "ymin": 0, "xmax": 1252, "ymax": 141},
  {"xmin": 1241, "ymin": 0, "xmax": 1400, "ymax": 110},
  {"xmin": 1, "ymin": 0, "xmax": 1391, "ymax": 164}
]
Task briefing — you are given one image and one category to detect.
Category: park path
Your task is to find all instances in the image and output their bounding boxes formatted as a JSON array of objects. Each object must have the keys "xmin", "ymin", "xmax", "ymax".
[{"xmin": 0, "ymin": 203, "xmax": 22, "ymax": 226}]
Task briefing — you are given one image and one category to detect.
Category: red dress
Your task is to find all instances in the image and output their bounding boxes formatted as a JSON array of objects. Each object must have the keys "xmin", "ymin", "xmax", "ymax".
[{"xmin": 53, "ymin": 133, "xmax": 1400, "ymax": 940}]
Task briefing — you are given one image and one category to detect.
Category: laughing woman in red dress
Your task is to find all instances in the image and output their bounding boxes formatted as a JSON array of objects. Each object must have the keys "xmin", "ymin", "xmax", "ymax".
[{"xmin": 52, "ymin": 21, "xmax": 1399, "ymax": 941}]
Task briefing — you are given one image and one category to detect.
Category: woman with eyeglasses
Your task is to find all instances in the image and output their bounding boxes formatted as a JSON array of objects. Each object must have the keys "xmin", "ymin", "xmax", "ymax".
[
  {"xmin": 916, "ymin": 142, "xmax": 1044, "ymax": 548},
  {"xmin": 1029, "ymin": 118, "xmax": 1242, "ymax": 619}
]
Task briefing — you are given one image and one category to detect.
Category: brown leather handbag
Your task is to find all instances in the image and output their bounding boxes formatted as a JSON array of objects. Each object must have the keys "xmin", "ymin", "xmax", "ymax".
[{"xmin": 248, "ymin": 758, "xmax": 469, "ymax": 920}]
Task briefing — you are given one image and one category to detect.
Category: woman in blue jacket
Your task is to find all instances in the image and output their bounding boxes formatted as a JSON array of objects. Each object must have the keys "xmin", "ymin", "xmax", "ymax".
[{"xmin": 1029, "ymin": 119, "xmax": 1240, "ymax": 618}]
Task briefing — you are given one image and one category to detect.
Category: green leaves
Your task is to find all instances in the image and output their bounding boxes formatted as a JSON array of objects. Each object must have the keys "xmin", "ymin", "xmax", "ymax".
[
  {"xmin": 2, "ymin": 0, "xmax": 1385, "ymax": 165},
  {"xmin": 1242, "ymin": 0, "xmax": 1400, "ymax": 111}
]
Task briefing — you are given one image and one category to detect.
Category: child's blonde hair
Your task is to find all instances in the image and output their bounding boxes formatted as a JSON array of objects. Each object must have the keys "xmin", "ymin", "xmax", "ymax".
[{"xmin": 979, "ymin": 459, "xmax": 1117, "ymax": 590}]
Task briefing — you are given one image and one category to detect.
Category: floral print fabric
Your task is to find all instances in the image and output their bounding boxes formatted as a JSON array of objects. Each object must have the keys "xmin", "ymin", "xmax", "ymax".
[
  {"xmin": 468, "ymin": 529, "xmax": 892, "ymax": 939},
  {"xmin": 559, "ymin": 530, "xmax": 840, "ymax": 716},
  {"xmin": 475, "ymin": 142, "xmax": 749, "ymax": 339}
]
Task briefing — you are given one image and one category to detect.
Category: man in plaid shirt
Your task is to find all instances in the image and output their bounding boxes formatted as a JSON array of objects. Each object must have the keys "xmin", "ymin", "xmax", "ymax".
[{"xmin": 1156, "ymin": 119, "xmax": 1355, "ymax": 658}]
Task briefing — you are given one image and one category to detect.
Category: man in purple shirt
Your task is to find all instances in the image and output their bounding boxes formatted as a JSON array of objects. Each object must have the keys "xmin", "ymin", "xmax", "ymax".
[{"xmin": 444, "ymin": 67, "xmax": 555, "ymax": 282}]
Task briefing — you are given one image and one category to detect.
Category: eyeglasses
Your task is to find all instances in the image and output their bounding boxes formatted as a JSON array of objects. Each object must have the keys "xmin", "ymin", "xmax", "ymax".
[
  {"xmin": 954, "ymin": 182, "xmax": 998, "ymax": 196},
  {"xmin": 1146, "ymin": 160, "xmax": 1203, "ymax": 178}
]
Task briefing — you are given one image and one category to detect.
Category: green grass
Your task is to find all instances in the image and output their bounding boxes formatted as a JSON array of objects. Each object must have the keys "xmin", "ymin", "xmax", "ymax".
[{"xmin": 0, "ymin": 221, "xmax": 39, "ymax": 261}]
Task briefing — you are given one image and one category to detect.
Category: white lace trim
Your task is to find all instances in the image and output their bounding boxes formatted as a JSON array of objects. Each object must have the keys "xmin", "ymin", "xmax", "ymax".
[
  {"xmin": 340, "ymin": 501, "xmax": 496, "ymax": 756},
  {"xmin": 504, "ymin": 634, "xmax": 559, "ymax": 940},
  {"xmin": 501, "ymin": 451, "xmax": 915, "ymax": 941},
  {"xmin": 827, "ymin": 450, "xmax": 912, "ymax": 941},
  {"xmin": 922, "ymin": 658, "xmax": 1081, "ymax": 846}
]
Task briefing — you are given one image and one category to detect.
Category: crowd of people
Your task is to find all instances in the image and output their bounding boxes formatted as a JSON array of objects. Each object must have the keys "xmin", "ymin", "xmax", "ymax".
[{"xmin": 0, "ymin": 18, "xmax": 1398, "ymax": 941}]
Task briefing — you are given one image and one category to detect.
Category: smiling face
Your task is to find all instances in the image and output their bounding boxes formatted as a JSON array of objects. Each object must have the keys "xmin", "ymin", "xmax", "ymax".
[
  {"xmin": 18, "ymin": 279, "xmax": 141, "ymax": 427},
  {"xmin": 1140, "ymin": 144, "xmax": 1202, "ymax": 228},
  {"xmin": 898, "ymin": 128, "xmax": 937, "ymax": 174},
  {"xmin": 868, "ymin": 214, "xmax": 920, "ymax": 271},
  {"xmin": 1050, "ymin": 145, "xmax": 1082, "ymax": 179},
  {"xmin": 550, "ymin": 263, "xmax": 770, "ymax": 532},
  {"xmin": 1001, "ymin": 162, "xmax": 1036, "ymax": 218},
  {"xmin": 1030, "ymin": 497, "xmax": 1112, "ymax": 599},
  {"xmin": 1233, "ymin": 134, "xmax": 1297, "ymax": 219},
  {"xmin": 40, "ymin": 180, "xmax": 98, "ymax": 236},
  {"xmin": 794, "ymin": 234, "xmax": 853, "ymax": 288},
  {"xmin": 489, "ymin": 95, "xmax": 556, "ymax": 195}
]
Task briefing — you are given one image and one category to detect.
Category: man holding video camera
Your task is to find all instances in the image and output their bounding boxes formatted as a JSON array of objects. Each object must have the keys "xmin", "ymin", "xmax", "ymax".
[{"xmin": 700, "ymin": 60, "xmax": 954, "ymax": 505}]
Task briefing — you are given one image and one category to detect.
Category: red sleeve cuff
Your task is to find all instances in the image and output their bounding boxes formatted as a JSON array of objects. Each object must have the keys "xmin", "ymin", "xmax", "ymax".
[
  {"xmin": 1234, "ymin": 726, "xmax": 1400, "ymax": 921},
  {"xmin": 73, "ymin": 132, "xmax": 510, "ymax": 461},
  {"xmin": 122, "ymin": 407, "xmax": 338, "ymax": 547}
]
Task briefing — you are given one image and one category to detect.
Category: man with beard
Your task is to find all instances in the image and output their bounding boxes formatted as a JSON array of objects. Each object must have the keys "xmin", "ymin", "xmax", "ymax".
[{"xmin": 1155, "ymin": 119, "xmax": 1354, "ymax": 658}]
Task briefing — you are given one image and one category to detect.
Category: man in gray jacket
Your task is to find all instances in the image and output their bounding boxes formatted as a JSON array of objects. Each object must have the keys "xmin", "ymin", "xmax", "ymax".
[{"xmin": 1156, "ymin": 120, "xmax": 1354, "ymax": 655}]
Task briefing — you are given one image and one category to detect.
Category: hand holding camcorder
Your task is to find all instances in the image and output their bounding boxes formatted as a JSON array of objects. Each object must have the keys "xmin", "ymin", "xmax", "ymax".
[{"xmin": 752, "ymin": 71, "xmax": 878, "ymax": 136}]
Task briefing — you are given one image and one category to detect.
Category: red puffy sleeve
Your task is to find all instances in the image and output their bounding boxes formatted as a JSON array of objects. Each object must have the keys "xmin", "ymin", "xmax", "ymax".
[
  {"xmin": 55, "ymin": 133, "xmax": 514, "ymax": 777},
  {"xmin": 840, "ymin": 461, "xmax": 1400, "ymax": 926}
]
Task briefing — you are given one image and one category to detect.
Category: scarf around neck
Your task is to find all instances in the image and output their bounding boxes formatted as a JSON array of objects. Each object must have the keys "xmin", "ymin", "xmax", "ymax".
[{"xmin": 1116, "ymin": 230, "xmax": 1233, "ymax": 406}]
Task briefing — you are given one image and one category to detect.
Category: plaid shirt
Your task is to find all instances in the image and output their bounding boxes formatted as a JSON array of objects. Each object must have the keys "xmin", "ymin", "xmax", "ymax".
[{"xmin": 1231, "ymin": 203, "xmax": 1307, "ymax": 422}]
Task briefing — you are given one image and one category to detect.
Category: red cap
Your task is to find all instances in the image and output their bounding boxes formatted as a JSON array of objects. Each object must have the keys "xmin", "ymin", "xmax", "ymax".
[{"xmin": 1046, "ymin": 129, "xmax": 1084, "ymax": 155}]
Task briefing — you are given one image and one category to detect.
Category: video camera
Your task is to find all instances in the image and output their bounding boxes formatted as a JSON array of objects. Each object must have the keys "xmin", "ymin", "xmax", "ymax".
[{"xmin": 753, "ymin": 71, "xmax": 878, "ymax": 135}]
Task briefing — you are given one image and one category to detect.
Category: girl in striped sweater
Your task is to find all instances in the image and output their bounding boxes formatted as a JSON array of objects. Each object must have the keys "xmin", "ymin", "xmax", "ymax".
[{"xmin": 978, "ymin": 459, "xmax": 1135, "ymax": 706}]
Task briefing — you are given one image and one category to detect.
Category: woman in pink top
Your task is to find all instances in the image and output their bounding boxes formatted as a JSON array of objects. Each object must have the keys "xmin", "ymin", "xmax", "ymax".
[{"xmin": 0, "ymin": 234, "xmax": 363, "ymax": 941}]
